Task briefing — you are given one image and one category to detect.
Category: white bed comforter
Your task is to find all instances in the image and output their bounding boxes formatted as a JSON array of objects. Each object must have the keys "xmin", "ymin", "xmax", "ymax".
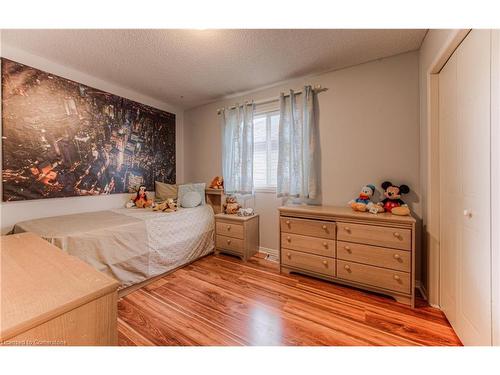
[{"xmin": 12, "ymin": 205, "xmax": 215, "ymax": 289}]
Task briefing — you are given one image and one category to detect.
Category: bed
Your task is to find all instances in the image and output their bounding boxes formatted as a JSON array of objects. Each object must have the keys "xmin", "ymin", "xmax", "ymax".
[{"xmin": 12, "ymin": 205, "xmax": 215, "ymax": 292}]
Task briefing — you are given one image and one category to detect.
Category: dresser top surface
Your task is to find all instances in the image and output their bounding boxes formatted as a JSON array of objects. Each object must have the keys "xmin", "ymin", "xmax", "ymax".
[
  {"xmin": 0, "ymin": 232, "xmax": 119, "ymax": 340},
  {"xmin": 278, "ymin": 205, "xmax": 416, "ymax": 224}
]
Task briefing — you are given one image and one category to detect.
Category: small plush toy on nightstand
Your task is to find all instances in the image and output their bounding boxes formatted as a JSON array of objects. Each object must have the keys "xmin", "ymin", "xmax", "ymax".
[
  {"xmin": 209, "ymin": 176, "xmax": 224, "ymax": 190},
  {"xmin": 348, "ymin": 184, "xmax": 384, "ymax": 213},
  {"xmin": 378, "ymin": 181, "xmax": 411, "ymax": 216},
  {"xmin": 223, "ymin": 195, "xmax": 241, "ymax": 215}
]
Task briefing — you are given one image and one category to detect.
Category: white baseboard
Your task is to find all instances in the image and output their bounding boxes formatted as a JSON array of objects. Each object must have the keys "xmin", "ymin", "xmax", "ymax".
[
  {"xmin": 259, "ymin": 246, "xmax": 278, "ymax": 258},
  {"xmin": 416, "ymin": 282, "xmax": 442, "ymax": 309}
]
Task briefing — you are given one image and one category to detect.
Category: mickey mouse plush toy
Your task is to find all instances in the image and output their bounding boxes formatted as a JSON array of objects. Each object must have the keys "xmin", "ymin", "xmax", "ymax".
[{"xmin": 378, "ymin": 181, "xmax": 411, "ymax": 216}]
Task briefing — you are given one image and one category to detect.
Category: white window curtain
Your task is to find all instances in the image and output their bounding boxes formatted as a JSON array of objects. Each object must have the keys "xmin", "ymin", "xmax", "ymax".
[
  {"xmin": 277, "ymin": 85, "xmax": 321, "ymax": 203},
  {"xmin": 220, "ymin": 102, "xmax": 255, "ymax": 195}
]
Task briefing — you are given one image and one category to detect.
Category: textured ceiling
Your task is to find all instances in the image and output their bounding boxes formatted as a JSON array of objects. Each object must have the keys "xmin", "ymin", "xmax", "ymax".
[{"xmin": 1, "ymin": 29, "xmax": 427, "ymax": 109}]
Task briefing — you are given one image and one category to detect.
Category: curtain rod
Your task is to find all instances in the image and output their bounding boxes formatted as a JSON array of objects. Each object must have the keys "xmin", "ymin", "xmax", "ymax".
[{"xmin": 217, "ymin": 85, "xmax": 328, "ymax": 114}]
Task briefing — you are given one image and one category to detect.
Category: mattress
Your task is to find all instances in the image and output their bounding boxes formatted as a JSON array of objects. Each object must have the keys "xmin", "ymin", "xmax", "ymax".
[{"xmin": 12, "ymin": 205, "xmax": 215, "ymax": 289}]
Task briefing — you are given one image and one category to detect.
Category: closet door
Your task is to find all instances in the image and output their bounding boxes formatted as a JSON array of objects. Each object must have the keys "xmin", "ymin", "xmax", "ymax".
[{"xmin": 439, "ymin": 29, "xmax": 492, "ymax": 346}]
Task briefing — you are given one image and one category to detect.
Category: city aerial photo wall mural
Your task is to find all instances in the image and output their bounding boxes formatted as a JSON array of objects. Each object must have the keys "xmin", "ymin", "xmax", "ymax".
[{"xmin": 1, "ymin": 58, "xmax": 176, "ymax": 201}]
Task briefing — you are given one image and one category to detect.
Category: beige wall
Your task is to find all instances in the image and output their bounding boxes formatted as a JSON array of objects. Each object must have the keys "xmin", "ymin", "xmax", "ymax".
[
  {"xmin": 185, "ymin": 51, "xmax": 421, "ymax": 263},
  {"xmin": 491, "ymin": 29, "xmax": 500, "ymax": 346},
  {"xmin": 0, "ymin": 39, "xmax": 184, "ymax": 234},
  {"xmin": 418, "ymin": 29, "xmax": 468, "ymax": 306}
]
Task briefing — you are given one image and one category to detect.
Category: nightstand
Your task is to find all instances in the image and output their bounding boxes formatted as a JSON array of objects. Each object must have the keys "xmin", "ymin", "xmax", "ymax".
[{"xmin": 215, "ymin": 213, "xmax": 260, "ymax": 260}]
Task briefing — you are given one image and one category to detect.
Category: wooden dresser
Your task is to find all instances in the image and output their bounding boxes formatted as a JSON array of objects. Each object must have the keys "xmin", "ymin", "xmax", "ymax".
[
  {"xmin": 0, "ymin": 232, "xmax": 119, "ymax": 346},
  {"xmin": 215, "ymin": 213, "xmax": 259, "ymax": 260},
  {"xmin": 279, "ymin": 205, "xmax": 416, "ymax": 306}
]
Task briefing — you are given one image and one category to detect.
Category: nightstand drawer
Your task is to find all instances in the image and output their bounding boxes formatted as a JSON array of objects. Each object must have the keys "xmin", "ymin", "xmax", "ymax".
[
  {"xmin": 280, "ymin": 217, "xmax": 335, "ymax": 239},
  {"xmin": 337, "ymin": 260, "xmax": 410, "ymax": 294},
  {"xmin": 281, "ymin": 249, "xmax": 335, "ymax": 277},
  {"xmin": 337, "ymin": 222, "xmax": 411, "ymax": 250},
  {"xmin": 216, "ymin": 222, "xmax": 244, "ymax": 239},
  {"xmin": 337, "ymin": 241, "xmax": 410, "ymax": 272},
  {"xmin": 216, "ymin": 234, "xmax": 244, "ymax": 254},
  {"xmin": 281, "ymin": 233, "xmax": 335, "ymax": 257}
]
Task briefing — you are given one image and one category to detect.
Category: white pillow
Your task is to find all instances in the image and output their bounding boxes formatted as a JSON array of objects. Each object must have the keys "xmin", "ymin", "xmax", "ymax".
[
  {"xmin": 177, "ymin": 183, "xmax": 206, "ymax": 206},
  {"xmin": 181, "ymin": 191, "xmax": 202, "ymax": 208}
]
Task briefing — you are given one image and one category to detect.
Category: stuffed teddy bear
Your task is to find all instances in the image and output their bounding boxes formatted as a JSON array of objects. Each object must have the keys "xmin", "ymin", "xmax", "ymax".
[
  {"xmin": 126, "ymin": 185, "xmax": 153, "ymax": 208},
  {"xmin": 209, "ymin": 176, "xmax": 224, "ymax": 190},
  {"xmin": 348, "ymin": 184, "xmax": 383, "ymax": 213},
  {"xmin": 377, "ymin": 181, "xmax": 411, "ymax": 216},
  {"xmin": 153, "ymin": 198, "xmax": 178, "ymax": 213},
  {"xmin": 223, "ymin": 195, "xmax": 241, "ymax": 215}
]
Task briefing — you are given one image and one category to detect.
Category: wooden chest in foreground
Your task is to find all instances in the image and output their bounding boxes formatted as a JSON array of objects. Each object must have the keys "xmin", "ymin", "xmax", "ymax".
[{"xmin": 0, "ymin": 232, "xmax": 119, "ymax": 346}]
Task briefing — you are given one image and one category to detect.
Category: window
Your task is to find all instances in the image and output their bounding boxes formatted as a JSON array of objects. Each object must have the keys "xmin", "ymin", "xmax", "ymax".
[{"xmin": 253, "ymin": 111, "xmax": 279, "ymax": 190}]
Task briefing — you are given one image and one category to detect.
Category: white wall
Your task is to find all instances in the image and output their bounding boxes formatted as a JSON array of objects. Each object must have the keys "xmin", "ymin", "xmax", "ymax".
[
  {"xmin": 418, "ymin": 29, "xmax": 468, "ymax": 306},
  {"xmin": 184, "ymin": 51, "xmax": 421, "ymax": 265},
  {"xmin": 0, "ymin": 39, "xmax": 184, "ymax": 234}
]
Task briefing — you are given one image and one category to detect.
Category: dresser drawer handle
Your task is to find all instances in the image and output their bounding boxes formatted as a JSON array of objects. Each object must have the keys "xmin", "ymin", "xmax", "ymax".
[
  {"xmin": 227, "ymin": 225, "xmax": 231, "ymax": 230},
  {"xmin": 287, "ymin": 236, "xmax": 291, "ymax": 242},
  {"xmin": 323, "ymin": 242, "xmax": 328, "ymax": 248},
  {"xmin": 344, "ymin": 264, "xmax": 351, "ymax": 271},
  {"xmin": 226, "ymin": 239, "xmax": 231, "ymax": 245},
  {"xmin": 393, "ymin": 232, "xmax": 401, "ymax": 239},
  {"xmin": 287, "ymin": 252, "xmax": 291, "ymax": 258},
  {"xmin": 286, "ymin": 220, "xmax": 291, "ymax": 225},
  {"xmin": 344, "ymin": 226, "xmax": 351, "ymax": 233},
  {"xmin": 322, "ymin": 224, "xmax": 327, "ymax": 230},
  {"xmin": 393, "ymin": 275, "xmax": 401, "ymax": 281},
  {"xmin": 344, "ymin": 245, "xmax": 351, "ymax": 252},
  {"xmin": 322, "ymin": 260, "xmax": 328, "ymax": 266},
  {"xmin": 393, "ymin": 254, "xmax": 401, "ymax": 260}
]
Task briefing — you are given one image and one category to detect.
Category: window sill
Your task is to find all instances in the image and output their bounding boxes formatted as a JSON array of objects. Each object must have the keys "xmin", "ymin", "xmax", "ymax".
[{"xmin": 254, "ymin": 187, "xmax": 277, "ymax": 194}]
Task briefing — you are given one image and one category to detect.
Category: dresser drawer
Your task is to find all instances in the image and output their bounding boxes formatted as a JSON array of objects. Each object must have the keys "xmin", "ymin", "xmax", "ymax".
[
  {"xmin": 216, "ymin": 235, "xmax": 244, "ymax": 254},
  {"xmin": 337, "ymin": 241, "xmax": 410, "ymax": 272},
  {"xmin": 281, "ymin": 233, "xmax": 335, "ymax": 257},
  {"xmin": 216, "ymin": 222, "xmax": 244, "ymax": 239},
  {"xmin": 337, "ymin": 260, "xmax": 410, "ymax": 294},
  {"xmin": 281, "ymin": 249, "xmax": 335, "ymax": 277},
  {"xmin": 280, "ymin": 217, "xmax": 335, "ymax": 239},
  {"xmin": 336, "ymin": 222, "xmax": 411, "ymax": 250}
]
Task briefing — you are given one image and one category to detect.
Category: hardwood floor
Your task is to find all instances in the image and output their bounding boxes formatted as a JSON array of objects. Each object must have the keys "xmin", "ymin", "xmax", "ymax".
[{"xmin": 117, "ymin": 253, "xmax": 462, "ymax": 346}]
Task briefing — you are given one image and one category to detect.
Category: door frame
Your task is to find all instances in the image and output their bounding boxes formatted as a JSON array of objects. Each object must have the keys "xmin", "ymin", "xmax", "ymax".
[{"xmin": 424, "ymin": 30, "xmax": 469, "ymax": 309}]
